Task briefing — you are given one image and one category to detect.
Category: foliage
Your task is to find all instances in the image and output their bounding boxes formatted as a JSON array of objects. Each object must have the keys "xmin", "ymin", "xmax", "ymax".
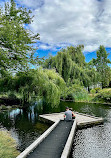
[
  {"xmin": 4, "ymin": 68, "xmax": 66, "ymax": 107},
  {"xmin": 72, "ymin": 85, "xmax": 89, "ymax": 102},
  {"xmin": 0, "ymin": 75, "xmax": 14, "ymax": 92},
  {"xmin": 43, "ymin": 45, "xmax": 98, "ymax": 88},
  {"xmin": 90, "ymin": 89, "xmax": 96, "ymax": 94},
  {"xmin": 8, "ymin": 93, "xmax": 17, "ymax": 99},
  {"xmin": 0, "ymin": 0, "xmax": 40, "ymax": 73},
  {"xmin": 85, "ymin": 67, "xmax": 100, "ymax": 89},
  {"xmin": 94, "ymin": 87, "xmax": 101, "ymax": 93},
  {"xmin": 67, "ymin": 45, "xmax": 85, "ymax": 67},
  {"xmin": 92, "ymin": 45, "xmax": 111, "ymax": 88},
  {"xmin": 93, "ymin": 88, "xmax": 111, "ymax": 103},
  {"xmin": 0, "ymin": 130, "xmax": 19, "ymax": 158},
  {"xmin": 1, "ymin": 3, "xmax": 111, "ymax": 107},
  {"xmin": 61, "ymin": 84, "xmax": 89, "ymax": 102},
  {"xmin": 1, "ymin": 105, "xmax": 7, "ymax": 110}
]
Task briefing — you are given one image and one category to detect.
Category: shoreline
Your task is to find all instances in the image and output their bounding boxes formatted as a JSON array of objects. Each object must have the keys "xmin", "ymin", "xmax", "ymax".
[
  {"xmin": 0, "ymin": 98, "xmax": 111, "ymax": 111},
  {"xmin": 60, "ymin": 99, "xmax": 111, "ymax": 106}
]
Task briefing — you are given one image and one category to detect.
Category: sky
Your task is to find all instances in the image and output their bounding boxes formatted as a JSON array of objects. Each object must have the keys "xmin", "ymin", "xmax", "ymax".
[{"xmin": 1, "ymin": 0, "xmax": 111, "ymax": 62}]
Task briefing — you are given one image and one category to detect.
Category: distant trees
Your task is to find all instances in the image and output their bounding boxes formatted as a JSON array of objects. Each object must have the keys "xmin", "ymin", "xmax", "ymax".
[
  {"xmin": 43, "ymin": 45, "xmax": 99, "ymax": 88},
  {"xmin": 0, "ymin": 0, "xmax": 39, "ymax": 75},
  {"xmin": 67, "ymin": 45, "xmax": 85, "ymax": 67},
  {"xmin": 1, "ymin": 1, "xmax": 111, "ymax": 106},
  {"xmin": 43, "ymin": 45, "xmax": 111, "ymax": 90},
  {"xmin": 92, "ymin": 45, "xmax": 111, "ymax": 88}
]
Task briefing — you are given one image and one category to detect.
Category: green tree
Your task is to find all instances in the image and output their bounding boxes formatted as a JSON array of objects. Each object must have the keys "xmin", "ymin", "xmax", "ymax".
[
  {"xmin": 0, "ymin": 0, "xmax": 39, "ymax": 73},
  {"xmin": 85, "ymin": 62, "xmax": 100, "ymax": 91},
  {"xmin": 67, "ymin": 45, "xmax": 85, "ymax": 67},
  {"xmin": 43, "ymin": 45, "xmax": 92, "ymax": 86},
  {"xmin": 92, "ymin": 45, "xmax": 111, "ymax": 88},
  {"xmin": 12, "ymin": 68, "xmax": 66, "ymax": 107}
]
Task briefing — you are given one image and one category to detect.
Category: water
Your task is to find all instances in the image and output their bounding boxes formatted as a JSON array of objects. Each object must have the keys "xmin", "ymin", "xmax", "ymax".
[
  {"xmin": 69, "ymin": 103, "xmax": 111, "ymax": 158},
  {"xmin": 0, "ymin": 106, "xmax": 50, "ymax": 151},
  {"xmin": 0, "ymin": 101, "xmax": 111, "ymax": 157}
]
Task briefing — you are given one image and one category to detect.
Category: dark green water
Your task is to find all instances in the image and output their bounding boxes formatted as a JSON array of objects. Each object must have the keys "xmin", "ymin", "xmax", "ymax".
[{"xmin": 0, "ymin": 101, "xmax": 111, "ymax": 157}]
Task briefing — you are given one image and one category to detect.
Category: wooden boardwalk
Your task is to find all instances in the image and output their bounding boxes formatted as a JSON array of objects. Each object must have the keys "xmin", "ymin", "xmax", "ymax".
[{"xmin": 16, "ymin": 112, "xmax": 103, "ymax": 158}]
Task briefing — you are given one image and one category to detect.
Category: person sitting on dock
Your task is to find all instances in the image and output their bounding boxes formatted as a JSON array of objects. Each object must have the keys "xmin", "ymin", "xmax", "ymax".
[
  {"xmin": 69, "ymin": 108, "xmax": 76, "ymax": 119},
  {"xmin": 64, "ymin": 107, "xmax": 72, "ymax": 121}
]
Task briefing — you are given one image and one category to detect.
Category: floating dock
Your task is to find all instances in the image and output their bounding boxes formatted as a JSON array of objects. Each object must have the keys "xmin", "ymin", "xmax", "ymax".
[
  {"xmin": 39, "ymin": 112, "xmax": 103, "ymax": 128},
  {"xmin": 16, "ymin": 112, "xmax": 103, "ymax": 158}
]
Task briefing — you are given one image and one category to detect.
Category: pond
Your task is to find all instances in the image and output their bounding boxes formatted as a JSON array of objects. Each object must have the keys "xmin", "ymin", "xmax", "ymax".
[{"xmin": 0, "ymin": 101, "xmax": 111, "ymax": 158}]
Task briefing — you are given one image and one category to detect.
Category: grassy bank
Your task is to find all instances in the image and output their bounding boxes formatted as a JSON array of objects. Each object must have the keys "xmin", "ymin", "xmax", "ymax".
[
  {"xmin": 1, "ymin": 88, "xmax": 111, "ymax": 108},
  {"xmin": 0, "ymin": 131, "xmax": 19, "ymax": 158},
  {"xmin": 74, "ymin": 88, "xmax": 111, "ymax": 105}
]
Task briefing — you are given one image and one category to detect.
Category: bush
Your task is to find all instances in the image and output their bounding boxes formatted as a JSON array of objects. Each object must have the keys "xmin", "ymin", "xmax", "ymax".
[
  {"xmin": 93, "ymin": 88, "xmax": 111, "ymax": 102},
  {"xmin": 73, "ymin": 90, "xmax": 89, "ymax": 102},
  {"xmin": 1, "ymin": 105, "xmax": 7, "ymax": 110},
  {"xmin": 94, "ymin": 87, "xmax": 101, "ymax": 93},
  {"xmin": 65, "ymin": 93, "xmax": 74, "ymax": 101},
  {"xmin": 8, "ymin": 93, "xmax": 17, "ymax": 99},
  {"xmin": 62, "ymin": 84, "xmax": 89, "ymax": 102},
  {"xmin": 90, "ymin": 89, "xmax": 96, "ymax": 94}
]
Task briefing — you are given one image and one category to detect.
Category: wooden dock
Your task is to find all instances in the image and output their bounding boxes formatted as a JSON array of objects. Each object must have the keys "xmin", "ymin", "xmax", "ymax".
[
  {"xmin": 16, "ymin": 112, "xmax": 103, "ymax": 158},
  {"xmin": 39, "ymin": 112, "xmax": 103, "ymax": 128}
]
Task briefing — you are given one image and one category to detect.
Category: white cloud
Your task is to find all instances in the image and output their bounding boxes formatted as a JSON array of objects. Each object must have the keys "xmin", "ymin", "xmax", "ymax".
[
  {"xmin": 29, "ymin": 0, "xmax": 111, "ymax": 52},
  {"xmin": 38, "ymin": 43, "xmax": 62, "ymax": 51},
  {"xmin": 84, "ymin": 45, "xmax": 99, "ymax": 52},
  {"xmin": 39, "ymin": 44, "xmax": 52, "ymax": 50},
  {"xmin": 1, "ymin": 0, "xmax": 111, "ymax": 52}
]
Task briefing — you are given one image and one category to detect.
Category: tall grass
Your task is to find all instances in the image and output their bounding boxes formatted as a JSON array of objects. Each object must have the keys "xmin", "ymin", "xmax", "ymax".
[
  {"xmin": 73, "ymin": 91, "xmax": 92, "ymax": 102},
  {"xmin": 0, "ymin": 131, "xmax": 19, "ymax": 158}
]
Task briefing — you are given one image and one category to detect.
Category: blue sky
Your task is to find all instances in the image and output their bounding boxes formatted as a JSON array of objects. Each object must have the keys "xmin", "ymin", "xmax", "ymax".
[{"xmin": 1, "ymin": 0, "xmax": 111, "ymax": 63}]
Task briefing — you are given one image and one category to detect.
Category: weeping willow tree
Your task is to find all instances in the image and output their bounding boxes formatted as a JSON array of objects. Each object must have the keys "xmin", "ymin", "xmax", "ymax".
[
  {"xmin": 67, "ymin": 45, "xmax": 85, "ymax": 67},
  {"xmin": 43, "ymin": 45, "xmax": 98, "ymax": 88},
  {"xmin": 14, "ymin": 68, "xmax": 66, "ymax": 107},
  {"xmin": 0, "ymin": 68, "xmax": 66, "ymax": 107}
]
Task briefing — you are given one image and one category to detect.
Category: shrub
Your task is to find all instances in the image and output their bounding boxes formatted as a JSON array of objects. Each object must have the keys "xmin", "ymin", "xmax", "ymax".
[
  {"xmin": 94, "ymin": 87, "xmax": 101, "ymax": 93},
  {"xmin": 1, "ymin": 105, "xmax": 7, "ymax": 110},
  {"xmin": 62, "ymin": 84, "xmax": 89, "ymax": 102},
  {"xmin": 93, "ymin": 88, "xmax": 111, "ymax": 102},
  {"xmin": 65, "ymin": 93, "xmax": 74, "ymax": 101},
  {"xmin": 90, "ymin": 89, "xmax": 96, "ymax": 94},
  {"xmin": 73, "ymin": 90, "xmax": 89, "ymax": 102},
  {"xmin": 8, "ymin": 93, "xmax": 17, "ymax": 99}
]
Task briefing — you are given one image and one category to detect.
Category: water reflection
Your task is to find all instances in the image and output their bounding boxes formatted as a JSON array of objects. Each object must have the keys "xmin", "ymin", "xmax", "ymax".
[
  {"xmin": 0, "ymin": 101, "xmax": 111, "ymax": 156},
  {"xmin": 0, "ymin": 104, "xmax": 49, "ymax": 151}
]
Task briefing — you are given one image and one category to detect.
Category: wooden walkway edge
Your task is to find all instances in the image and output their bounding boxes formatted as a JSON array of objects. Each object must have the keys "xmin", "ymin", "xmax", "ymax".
[
  {"xmin": 39, "ymin": 112, "xmax": 103, "ymax": 128},
  {"xmin": 16, "ymin": 112, "xmax": 103, "ymax": 158},
  {"xmin": 16, "ymin": 120, "xmax": 60, "ymax": 158}
]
